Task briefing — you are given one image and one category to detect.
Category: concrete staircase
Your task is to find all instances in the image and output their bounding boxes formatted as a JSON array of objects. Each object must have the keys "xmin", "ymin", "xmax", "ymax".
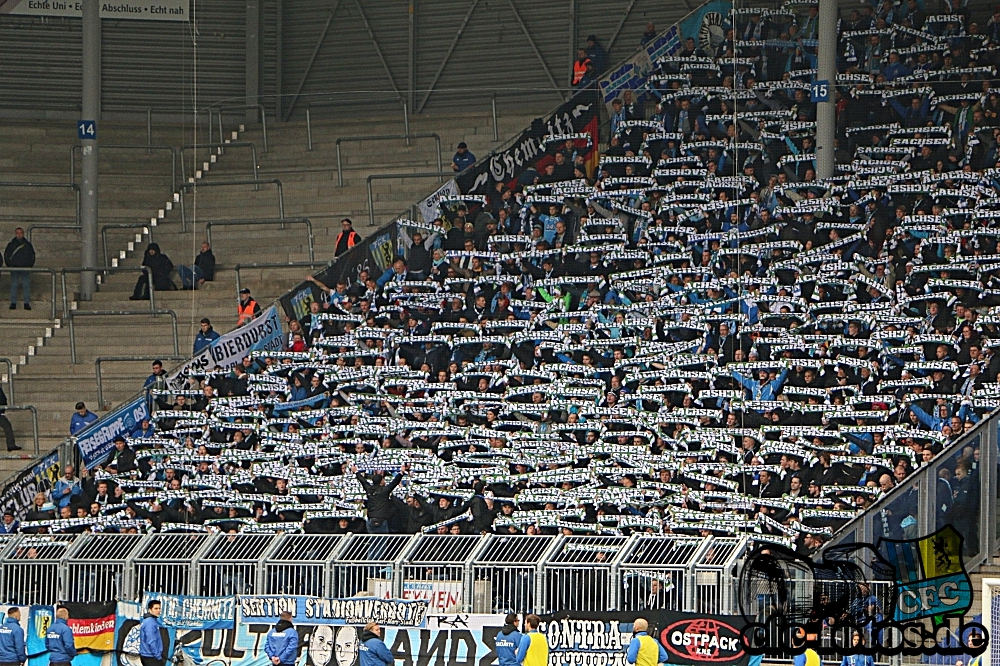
[{"xmin": 0, "ymin": 102, "xmax": 549, "ymax": 475}]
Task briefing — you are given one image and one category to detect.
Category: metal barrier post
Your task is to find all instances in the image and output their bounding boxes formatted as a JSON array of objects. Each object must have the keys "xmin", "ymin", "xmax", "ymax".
[
  {"xmin": 205, "ymin": 218, "xmax": 313, "ymax": 262},
  {"xmin": 0, "ymin": 268, "xmax": 57, "ymax": 320},
  {"xmin": 335, "ymin": 134, "xmax": 443, "ymax": 188},
  {"xmin": 492, "ymin": 94, "xmax": 499, "ymax": 142},
  {"xmin": 179, "ymin": 142, "xmax": 259, "ymax": 183},
  {"xmin": 60, "ymin": 267, "xmax": 155, "ymax": 319},
  {"xmin": 234, "ymin": 261, "xmax": 333, "ymax": 299},
  {"xmin": 100, "ymin": 223, "xmax": 155, "ymax": 268},
  {"xmin": 306, "ymin": 108, "xmax": 314, "ymax": 151},
  {"xmin": 179, "ymin": 179, "xmax": 284, "ymax": 232},
  {"xmin": 95, "ymin": 355, "xmax": 186, "ymax": 410},
  {"xmin": 403, "ymin": 102, "xmax": 410, "ymax": 146},
  {"xmin": 366, "ymin": 171, "xmax": 455, "ymax": 226},
  {"xmin": 0, "ymin": 182, "xmax": 81, "ymax": 232},
  {"xmin": 69, "ymin": 310, "xmax": 178, "ymax": 364},
  {"xmin": 213, "ymin": 104, "xmax": 268, "ymax": 152},
  {"xmin": 71, "ymin": 145, "xmax": 177, "ymax": 193}
]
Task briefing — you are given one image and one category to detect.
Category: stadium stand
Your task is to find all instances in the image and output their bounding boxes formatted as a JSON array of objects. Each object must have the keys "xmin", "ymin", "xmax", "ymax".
[{"xmin": 5, "ymin": 0, "xmax": 1000, "ymax": 578}]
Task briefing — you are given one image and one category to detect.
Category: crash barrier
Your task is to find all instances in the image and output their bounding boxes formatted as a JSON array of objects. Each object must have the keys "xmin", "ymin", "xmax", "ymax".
[{"xmin": 0, "ymin": 532, "xmax": 745, "ymax": 612}]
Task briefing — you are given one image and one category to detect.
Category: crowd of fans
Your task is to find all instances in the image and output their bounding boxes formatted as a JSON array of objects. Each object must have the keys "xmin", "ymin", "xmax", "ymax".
[{"xmin": 11, "ymin": 0, "xmax": 999, "ymax": 560}]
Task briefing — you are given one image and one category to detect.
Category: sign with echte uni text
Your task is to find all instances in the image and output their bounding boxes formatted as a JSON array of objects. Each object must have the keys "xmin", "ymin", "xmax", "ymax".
[{"xmin": 0, "ymin": 0, "xmax": 190, "ymax": 21}]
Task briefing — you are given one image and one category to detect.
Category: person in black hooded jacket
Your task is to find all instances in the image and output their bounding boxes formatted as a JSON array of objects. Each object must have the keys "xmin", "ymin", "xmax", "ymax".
[
  {"xmin": 351, "ymin": 463, "xmax": 408, "ymax": 533},
  {"xmin": 131, "ymin": 243, "xmax": 175, "ymax": 300},
  {"xmin": 495, "ymin": 614, "xmax": 522, "ymax": 666}
]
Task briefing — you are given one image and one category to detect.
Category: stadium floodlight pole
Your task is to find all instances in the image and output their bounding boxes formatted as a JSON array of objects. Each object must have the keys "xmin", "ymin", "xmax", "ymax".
[
  {"xmin": 80, "ymin": 0, "xmax": 100, "ymax": 300},
  {"xmin": 816, "ymin": 0, "xmax": 838, "ymax": 180}
]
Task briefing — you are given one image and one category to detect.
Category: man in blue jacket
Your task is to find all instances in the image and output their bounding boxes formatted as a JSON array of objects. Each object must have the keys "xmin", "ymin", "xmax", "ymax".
[
  {"xmin": 494, "ymin": 613, "xmax": 522, "ymax": 666},
  {"xmin": 358, "ymin": 622, "xmax": 393, "ymax": 666},
  {"xmin": 264, "ymin": 611, "xmax": 298, "ymax": 666},
  {"xmin": 45, "ymin": 607, "xmax": 76, "ymax": 666},
  {"xmin": 0, "ymin": 607, "xmax": 26, "ymax": 666},
  {"xmin": 140, "ymin": 600, "xmax": 165, "ymax": 666}
]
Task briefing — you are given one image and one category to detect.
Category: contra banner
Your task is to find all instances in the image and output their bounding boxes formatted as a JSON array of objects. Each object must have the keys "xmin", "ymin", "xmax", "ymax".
[
  {"xmin": 0, "ymin": 450, "xmax": 59, "ymax": 520},
  {"xmin": 167, "ymin": 305, "xmax": 283, "ymax": 390},
  {"xmin": 74, "ymin": 395, "xmax": 149, "ymax": 470},
  {"xmin": 0, "ymin": 0, "xmax": 190, "ymax": 21},
  {"xmin": 238, "ymin": 596, "xmax": 430, "ymax": 628},
  {"xmin": 455, "ymin": 88, "xmax": 600, "ymax": 195}
]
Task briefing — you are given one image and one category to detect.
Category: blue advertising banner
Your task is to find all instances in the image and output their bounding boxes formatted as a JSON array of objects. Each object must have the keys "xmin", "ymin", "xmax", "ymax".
[
  {"xmin": 74, "ymin": 395, "xmax": 150, "ymax": 470},
  {"xmin": 143, "ymin": 593, "xmax": 236, "ymax": 630},
  {"xmin": 238, "ymin": 596, "xmax": 429, "ymax": 628}
]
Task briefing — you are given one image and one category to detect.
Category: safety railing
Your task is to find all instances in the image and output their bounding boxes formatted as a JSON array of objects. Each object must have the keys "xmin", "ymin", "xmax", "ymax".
[
  {"xmin": 233, "ymin": 261, "xmax": 333, "ymax": 298},
  {"xmin": 67, "ymin": 310, "xmax": 178, "ymax": 364},
  {"xmin": 178, "ymin": 179, "xmax": 285, "ymax": 231},
  {"xmin": 71, "ymin": 144, "xmax": 178, "ymax": 193},
  {"xmin": 146, "ymin": 107, "xmax": 215, "ymax": 147},
  {"xmin": 0, "ymin": 532, "xmax": 748, "ymax": 608},
  {"xmin": 335, "ymin": 133, "xmax": 442, "ymax": 187},
  {"xmin": 0, "ymin": 358, "xmax": 14, "ymax": 406},
  {"xmin": 211, "ymin": 104, "xmax": 269, "ymax": 152},
  {"xmin": 0, "ymin": 182, "xmax": 81, "ymax": 230},
  {"xmin": 179, "ymin": 142, "xmax": 260, "ymax": 183},
  {"xmin": 94, "ymin": 355, "xmax": 187, "ymax": 411},
  {"xmin": 0, "ymin": 405, "xmax": 39, "ymax": 458},
  {"xmin": 0, "ymin": 268, "xmax": 57, "ymax": 320},
  {"xmin": 206, "ymin": 218, "xmax": 313, "ymax": 262},
  {"xmin": 100, "ymin": 223, "xmax": 155, "ymax": 269},
  {"xmin": 366, "ymin": 171, "xmax": 454, "ymax": 227},
  {"xmin": 306, "ymin": 99, "xmax": 410, "ymax": 150},
  {"xmin": 59, "ymin": 267, "xmax": 155, "ymax": 319}
]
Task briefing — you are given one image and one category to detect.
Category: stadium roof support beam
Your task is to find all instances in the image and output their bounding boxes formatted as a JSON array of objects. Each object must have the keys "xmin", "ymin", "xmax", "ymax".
[
  {"xmin": 816, "ymin": 0, "xmax": 837, "ymax": 180},
  {"xmin": 505, "ymin": 0, "xmax": 562, "ymax": 100},
  {"xmin": 605, "ymin": 0, "xmax": 639, "ymax": 57},
  {"xmin": 80, "ymin": 0, "xmax": 100, "ymax": 301},
  {"xmin": 418, "ymin": 0, "xmax": 480, "ymax": 113},
  {"xmin": 283, "ymin": 1, "xmax": 340, "ymax": 122},
  {"xmin": 354, "ymin": 0, "xmax": 403, "ymax": 102}
]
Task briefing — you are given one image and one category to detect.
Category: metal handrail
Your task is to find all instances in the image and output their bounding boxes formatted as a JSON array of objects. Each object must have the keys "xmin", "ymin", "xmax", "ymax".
[
  {"xmin": 0, "ymin": 268, "xmax": 57, "ymax": 320},
  {"xmin": 211, "ymin": 104, "xmax": 268, "ymax": 152},
  {"xmin": 179, "ymin": 180, "xmax": 286, "ymax": 231},
  {"xmin": 206, "ymin": 218, "xmax": 314, "ymax": 262},
  {"xmin": 25, "ymin": 225, "xmax": 81, "ymax": 244},
  {"xmin": 366, "ymin": 172, "xmax": 455, "ymax": 227},
  {"xmin": 0, "ymin": 182, "xmax": 81, "ymax": 230},
  {"xmin": 0, "ymin": 405, "xmax": 39, "ymax": 458},
  {"xmin": 71, "ymin": 144, "xmax": 178, "ymax": 193},
  {"xmin": 233, "ymin": 261, "xmax": 334, "ymax": 299},
  {"xmin": 100, "ymin": 223, "xmax": 155, "ymax": 269},
  {"xmin": 0, "ymin": 358, "xmax": 14, "ymax": 406},
  {"xmin": 179, "ymin": 142, "xmax": 259, "ymax": 183},
  {"xmin": 335, "ymin": 133, "xmax": 442, "ymax": 186},
  {"xmin": 95, "ymin": 355, "xmax": 186, "ymax": 410},
  {"xmin": 68, "ymin": 310, "xmax": 178, "ymax": 364},
  {"xmin": 59, "ymin": 267, "xmax": 155, "ymax": 320},
  {"xmin": 146, "ymin": 107, "xmax": 215, "ymax": 147},
  {"xmin": 306, "ymin": 99, "xmax": 409, "ymax": 151}
]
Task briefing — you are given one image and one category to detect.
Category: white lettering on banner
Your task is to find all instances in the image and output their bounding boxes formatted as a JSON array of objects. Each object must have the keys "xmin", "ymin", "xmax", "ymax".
[
  {"xmin": 167, "ymin": 305, "xmax": 282, "ymax": 390},
  {"xmin": 418, "ymin": 180, "xmax": 460, "ymax": 224},
  {"xmin": 0, "ymin": 0, "xmax": 189, "ymax": 20},
  {"xmin": 373, "ymin": 580, "xmax": 463, "ymax": 614},
  {"xmin": 239, "ymin": 596, "xmax": 298, "ymax": 619},
  {"xmin": 74, "ymin": 396, "xmax": 150, "ymax": 468},
  {"xmin": 540, "ymin": 619, "xmax": 633, "ymax": 666}
]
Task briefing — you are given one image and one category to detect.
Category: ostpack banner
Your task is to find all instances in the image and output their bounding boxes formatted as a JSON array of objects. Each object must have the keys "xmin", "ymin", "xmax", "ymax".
[
  {"xmin": 0, "ymin": 450, "xmax": 59, "ymax": 520},
  {"xmin": 143, "ymin": 593, "xmax": 236, "ymax": 630},
  {"xmin": 166, "ymin": 305, "xmax": 283, "ymax": 390},
  {"xmin": 0, "ymin": 0, "xmax": 190, "ymax": 21},
  {"xmin": 539, "ymin": 610, "xmax": 749, "ymax": 666},
  {"xmin": 455, "ymin": 88, "xmax": 601, "ymax": 195},
  {"xmin": 74, "ymin": 396, "xmax": 149, "ymax": 470},
  {"xmin": 238, "ymin": 596, "xmax": 430, "ymax": 628},
  {"xmin": 418, "ymin": 180, "xmax": 460, "ymax": 223}
]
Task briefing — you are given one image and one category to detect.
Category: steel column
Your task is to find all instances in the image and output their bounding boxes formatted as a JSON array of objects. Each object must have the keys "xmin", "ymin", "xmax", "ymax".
[
  {"xmin": 408, "ymin": 0, "xmax": 416, "ymax": 112},
  {"xmin": 246, "ymin": 0, "xmax": 261, "ymax": 123},
  {"xmin": 816, "ymin": 0, "xmax": 837, "ymax": 180},
  {"xmin": 284, "ymin": 2, "xmax": 339, "ymax": 121},
  {"xmin": 276, "ymin": 0, "xmax": 283, "ymax": 120},
  {"xmin": 80, "ymin": 0, "xmax": 100, "ymax": 301}
]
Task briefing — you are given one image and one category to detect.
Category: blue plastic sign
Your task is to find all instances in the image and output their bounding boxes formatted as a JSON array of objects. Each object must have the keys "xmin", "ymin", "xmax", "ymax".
[
  {"xmin": 810, "ymin": 80, "xmax": 829, "ymax": 103},
  {"xmin": 77, "ymin": 120, "xmax": 96, "ymax": 140}
]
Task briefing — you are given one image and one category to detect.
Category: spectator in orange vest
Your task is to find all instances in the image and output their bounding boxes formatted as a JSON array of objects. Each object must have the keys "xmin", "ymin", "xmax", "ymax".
[
  {"xmin": 237, "ymin": 288, "xmax": 261, "ymax": 326},
  {"xmin": 335, "ymin": 219, "xmax": 360, "ymax": 257}
]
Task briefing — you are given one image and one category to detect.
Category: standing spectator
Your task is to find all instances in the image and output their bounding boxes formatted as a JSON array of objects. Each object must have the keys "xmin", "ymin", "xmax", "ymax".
[
  {"xmin": 52, "ymin": 465, "xmax": 81, "ymax": 510},
  {"xmin": 0, "ymin": 607, "xmax": 26, "ymax": 666},
  {"xmin": 641, "ymin": 23, "xmax": 657, "ymax": 45},
  {"xmin": 358, "ymin": 623, "xmax": 393, "ymax": 666},
  {"xmin": 0, "ymin": 511, "xmax": 18, "ymax": 534},
  {"xmin": 335, "ymin": 218, "xmax": 361, "ymax": 257},
  {"xmin": 130, "ymin": 243, "xmax": 175, "ymax": 300},
  {"xmin": 194, "ymin": 318, "xmax": 220, "ymax": 353},
  {"xmin": 572, "ymin": 49, "xmax": 592, "ymax": 86},
  {"xmin": 45, "ymin": 607, "xmax": 76, "ymax": 666},
  {"xmin": 102, "ymin": 436, "xmax": 136, "ymax": 474},
  {"xmin": 177, "ymin": 242, "xmax": 215, "ymax": 290},
  {"xmin": 452, "ymin": 143, "xmax": 476, "ymax": 172},
  {"xmin": 139, "ymin": 600, "xmax": 165, "ymax": 666},
  {"xmin": 70, "ymin": 401, "xmax": 98, "ymax": 435},
  {"xmin": 4, "ymin": 227, "xmax": 35, "ymax": 311},
  {"xmin": 144, "ymin": 360, "xmax": 168, "ymax": 391},
  {"xmin": 0, "ymin": 383, "xmax": 18, "ymax": 451},
  {"xmin": 237, "ymin": 289, "xmax": 261, "ymax": 326},
  {"xmin": 585, "ymin": 35, "xmax": 608, "ymax": 72},
  {"xmin": 264, "ymin": 611, "xmax": 298, "ymax": 666},
  {"xmin": 351, "ymin": 463, "xmax": 408, "ymax": 533}
]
